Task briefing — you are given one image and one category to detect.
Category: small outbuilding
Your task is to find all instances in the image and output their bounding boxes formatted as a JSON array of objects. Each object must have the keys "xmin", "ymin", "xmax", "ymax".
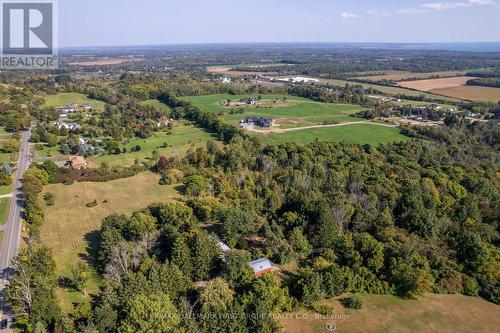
[{"xmin": 248, "ymin": 258, "xmax": 273, "ymax": 277}]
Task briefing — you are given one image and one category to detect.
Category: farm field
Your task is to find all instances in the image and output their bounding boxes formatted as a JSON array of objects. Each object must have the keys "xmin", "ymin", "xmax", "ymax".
[
  {"xmin": 43, "ymin": 92, "xmax": 106, "ymax": 110},
  {"xmin": 90, "ymin": 124, "xmax": 218, "ymax": 167},
  {"xmin": 357, "ymin": 70, "xmax": 470, "ymax": 82},
  {"xmin": 39, "ymin": 172, "xmax": 182, "ymax": 310},
  {"xmin": 430, "ymin": 85, "xmax": 500, "ymax": 102},
  {"xmin": 397, "ymin": 76, "xmax": 475, "ymax": 91},
  {"xmin": 184, "ymin": 94, "xmax": 365, "ymax": 128},
  {"xmin": 280, "ymin": 294, "xmax": 500, "ymax": 333},
  {"xmin": 323, "ymin": 79, "xmax": 462, "ymax": 102},
  {"xmin": 260, "ymin": 123, "xmax": 407, "ymax": 145}
]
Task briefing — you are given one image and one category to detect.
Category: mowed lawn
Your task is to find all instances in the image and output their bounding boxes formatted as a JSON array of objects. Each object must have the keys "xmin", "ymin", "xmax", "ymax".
[
  {"xmin": 90, "ymin": 124, "xmax": 219, "ymax": 167},
  {"xmin": 39, "ymin": 172, "xmax": 183, "ymax": 310},
  {"xmin": 183, "ymin": 94, "xmax": 364, "ymax": 128},
  {"xmin": 281, "ymin": 294, "xmax": 500, "ymax": 333},
  {"xmin": 43, "ymin": 92, "xmax": 106, "ymax": 110},
  {"xmin": 261, "ymin": 124, "xmax": 408, "ymax": 145},
  {"xmin": 0, "ymin": 198, "xmax": 10, "ymax": 225}
]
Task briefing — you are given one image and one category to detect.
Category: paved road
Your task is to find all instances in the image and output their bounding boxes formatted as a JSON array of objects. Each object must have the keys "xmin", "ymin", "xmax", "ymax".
[{"xmin": 0, "ymin": 127, "xmax": 32, "ymax": 331}]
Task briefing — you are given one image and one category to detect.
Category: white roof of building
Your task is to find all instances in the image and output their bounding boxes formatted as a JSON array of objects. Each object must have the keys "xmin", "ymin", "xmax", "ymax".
[{"xmin": 248, "ymin": 258, "xmax": 273, "ymax": 273}]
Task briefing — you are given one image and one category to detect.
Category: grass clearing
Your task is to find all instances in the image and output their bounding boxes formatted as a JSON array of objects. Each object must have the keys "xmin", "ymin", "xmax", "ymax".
[
  {"xmin": 39, "ymin": 172, "xmax": 183, "ymax": 311},
  {"xmin": 0, "ymin": 184, "xmax": 13, "ymax": 195},
  {"xmin": 184, "ymin": 94, "xmax": 365, "ymax": 128},
  {"xmin": 43, "ymin": 93, "xmax": 106, "ymax": 110},
  {"xmin": 260, "ymin": 123, "xmax": 408, "ymax": 145},
  {"xmin": 280, "ymin": 294, "xmax": 500, "ymax": 333}
]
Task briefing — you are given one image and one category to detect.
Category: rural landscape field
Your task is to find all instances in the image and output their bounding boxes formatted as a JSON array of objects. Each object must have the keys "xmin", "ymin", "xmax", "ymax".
[{"xmin": 0, "ymin": 1, "xmax": 499, "ymax": 333}]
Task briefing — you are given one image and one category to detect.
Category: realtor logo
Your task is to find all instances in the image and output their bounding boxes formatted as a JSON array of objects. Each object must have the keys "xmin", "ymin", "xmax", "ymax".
[{"xmin": 1, "ymin": 0, "xmax": 57, "ymax": 69}]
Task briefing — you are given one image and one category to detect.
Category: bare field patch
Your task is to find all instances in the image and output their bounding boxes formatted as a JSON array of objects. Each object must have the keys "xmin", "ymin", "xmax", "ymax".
[
  {"xmin": 281, "ymin": 294, "xmax": 500, "ymax": 333},
  {"xmin": 397, "ymin": 76, "xmax": 475, "ymax": 91},
  {"xmin": 430, "ymin": 85, "xmax": 500, "ymax": 102}
]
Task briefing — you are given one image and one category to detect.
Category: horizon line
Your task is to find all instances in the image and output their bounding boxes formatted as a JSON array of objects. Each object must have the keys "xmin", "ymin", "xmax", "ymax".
[{"xmin": 57, "ymin": 41, "xmax": 500, "ymax": 50}]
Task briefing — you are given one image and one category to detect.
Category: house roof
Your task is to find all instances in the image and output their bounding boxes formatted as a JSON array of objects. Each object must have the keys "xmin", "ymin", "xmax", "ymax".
[
  {"xmin": 70, "ymin": 155, "xmax": 86, "ymax": 168},
  {"xmin": 248, "ymin": 258, "xmax": 273, "ymax": 273}
]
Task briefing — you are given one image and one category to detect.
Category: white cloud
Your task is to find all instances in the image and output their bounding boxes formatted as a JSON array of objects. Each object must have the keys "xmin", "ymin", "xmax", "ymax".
[
  {"xmin": 340, "ymin": 12, "xmax": 359, "ymax": 19},
  {"xmin": 369, "ymin": 0, "xmax": 495, "ymax": 16}
]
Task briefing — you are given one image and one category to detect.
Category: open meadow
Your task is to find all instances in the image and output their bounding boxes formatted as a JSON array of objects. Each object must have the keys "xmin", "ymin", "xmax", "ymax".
[
  {"xmin": 43, "ymin": 92, "xmax": 107, "ymax": 110},
  {"xmin": 184, "ymin": 94, "xmax": 365, "ymax": 128},
  {"xmin": 39, "ymin": 172, "xmax": 182, "ymax": 310},
  {"xmin": 280, "ymin": 294, "xmax": 500, "ymax": 333}
]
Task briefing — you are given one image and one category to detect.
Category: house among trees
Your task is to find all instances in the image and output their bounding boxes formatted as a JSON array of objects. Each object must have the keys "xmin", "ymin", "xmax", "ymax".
[
  {"xmin": 56, "ymin": 121, "xmax": 81, "ymax": 131},
  {"xmin": 243, "ymin": 97, "xmax": 258, "ymax": 105},
  {"xmin": 240, "ymin": 117, "xmax": 274, "ymax": 128},
  {"xmin": 2, "ymin": 162, "xmax": 13, "ymax": 175},
  {"xmin": 248, "ymin": 258, "xmax": 273, "ymax": 277},
  {"xmin": 157, "ymin": 116, "xmax": 170, "ymax": 128},
  {"xmin": 69, "ymin": 155, "xmax": 87, "ymax": 169}
]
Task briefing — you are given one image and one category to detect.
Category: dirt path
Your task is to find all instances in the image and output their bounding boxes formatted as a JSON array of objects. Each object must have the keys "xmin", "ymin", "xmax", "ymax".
[{"xmin": 246, "ymin": 121, "xmax": 395, "ymax": 134}]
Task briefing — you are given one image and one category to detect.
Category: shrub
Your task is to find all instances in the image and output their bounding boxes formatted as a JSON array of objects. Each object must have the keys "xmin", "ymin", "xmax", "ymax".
[
  {"xmin": 43, "ymin": 192, "xmax": 55, "ymax": 206},
  {"xmin": 86, "ymin": 200, "xmax": 98, "ymax": 208},
  {"xmin": 343, "ymin": 295, "xmax": 363, "ymax": 309}
]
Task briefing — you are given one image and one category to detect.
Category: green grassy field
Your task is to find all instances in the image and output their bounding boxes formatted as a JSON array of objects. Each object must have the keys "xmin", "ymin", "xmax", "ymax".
[
  {"xmin": 39, "ymin": 172, "xmax": 183, "ymax": 311},
  {"xmin": 90, "ymin": 124, "xmax": 218, "ymax": 167},
  {"xmin": 260, "ymin": 124, "xmax": 408, "ymax": 145},
  {"xmin": 281, "ymin": 294, "xmax": 500, "ymax": 333},
  {"xmin": 43, "ymin": 93, "xmax": 106, "ymax": 110},
  {"xmin": 183, "ymin": 94, "xmax": 365, "ymax": 128},
  {"xmin": 0, "ymin": 198, "xmax": 10, "ymax": 225}
]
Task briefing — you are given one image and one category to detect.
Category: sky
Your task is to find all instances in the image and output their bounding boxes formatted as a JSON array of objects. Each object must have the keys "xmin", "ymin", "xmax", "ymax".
[{"xmin": 58, "ymin": 0, "xmax": 500, "ymax": 47}]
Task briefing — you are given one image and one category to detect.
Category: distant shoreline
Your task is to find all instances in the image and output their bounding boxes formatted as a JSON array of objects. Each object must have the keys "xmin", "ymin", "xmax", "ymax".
[{"xmin": 58, "ymin": 42, "xmax": 500, "ymax": 53}]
